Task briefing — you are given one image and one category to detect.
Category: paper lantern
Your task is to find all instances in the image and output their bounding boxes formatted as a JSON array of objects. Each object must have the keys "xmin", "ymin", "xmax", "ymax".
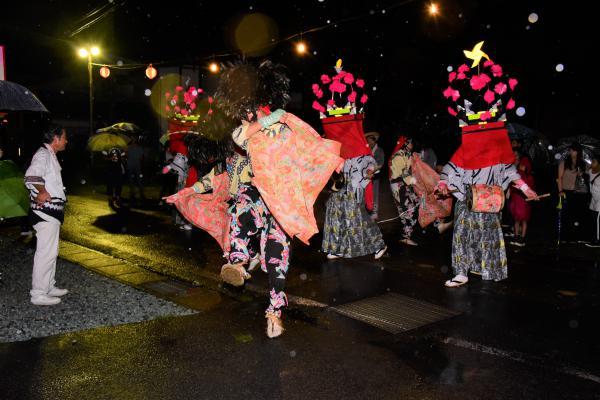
[
  {"xmin": 99, "ymin": 66, "xmax": 110, "ymax": 78},
  {"xmin": 145, "ymin": 64, "xmax": 157, "ymax": 79}
]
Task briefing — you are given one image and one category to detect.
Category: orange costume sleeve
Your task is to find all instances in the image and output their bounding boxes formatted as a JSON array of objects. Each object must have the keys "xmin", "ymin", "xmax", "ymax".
[
  {"xmin": 248, "ymin": 113, "xmax": 343, "ymax": 244},
  {"xmin": 172, "ymin": 172, "xmax": 231, "ymax": 251}
]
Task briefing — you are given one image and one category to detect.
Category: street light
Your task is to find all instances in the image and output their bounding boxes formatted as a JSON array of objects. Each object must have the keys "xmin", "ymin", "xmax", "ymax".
[
  {"xmin": 295, "ymin": 41, "xmax": 308, "ymax": 55},
  {"xmin": 428, "ymin": 3, "xmax": 439, "ymax": 16},
  {"xmin": 78, "ymin": 45, "xmax": 100, "ymax": 137},
  {"xmin": 209, "ymin": 62, "xmax": 219, "ymax": 73}
]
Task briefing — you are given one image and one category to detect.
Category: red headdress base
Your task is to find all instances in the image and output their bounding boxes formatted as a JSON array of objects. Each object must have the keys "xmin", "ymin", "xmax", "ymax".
[
  {"xmin": 450, "ymin": 121, "xmax": 515, "ymax": 170},
  {"xmin": 321, "ymin": 114, "xmax": 371, "ymax": 160}
]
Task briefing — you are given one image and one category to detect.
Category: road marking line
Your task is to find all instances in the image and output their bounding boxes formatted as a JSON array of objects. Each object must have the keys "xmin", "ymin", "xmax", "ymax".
[{"xmin": 442, "ymin": 337, "xmax": 600, "ymax": 384}]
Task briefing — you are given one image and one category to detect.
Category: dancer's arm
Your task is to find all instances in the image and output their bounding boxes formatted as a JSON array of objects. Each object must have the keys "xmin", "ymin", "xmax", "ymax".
[
  {"xmin": 192, "ymin": 169, "xmax": 215, "ymax": 194},
  {"xmin": 231, "ymin": 110, "xmax": 287, "ymax": 149},
  {"xmin": 438, "ymin": 162, "xmax": 464, "ymax": 200},
  {"xmin": 513, "ymin": 178, "xmax": 538, "ymax": 200}
]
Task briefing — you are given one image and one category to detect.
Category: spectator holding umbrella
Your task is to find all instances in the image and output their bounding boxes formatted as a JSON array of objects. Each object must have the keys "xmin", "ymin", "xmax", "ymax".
[
  {"xmin": 126, "ymin": 136, "xmax": 145, "ymax": 203},
  {"xmin": 586, "ymin": 153, "xmax": 600, "ymax": 248},
  {"xmin": 557, "ymin": 143, "xmax": 589, "ymax": 243},
  {"xmin": 104, "ymin": 147, "xmax": 126, "ymax": 207}
]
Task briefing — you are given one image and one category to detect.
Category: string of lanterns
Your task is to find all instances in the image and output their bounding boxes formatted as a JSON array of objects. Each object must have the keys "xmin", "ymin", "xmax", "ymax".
[
  {"xmin": 91, "ymin": 1, "xmax": 440, "ymax": 80},
  {"xmin": 97, "ymin": 63, "xmax": 158, "ymax": 79}
]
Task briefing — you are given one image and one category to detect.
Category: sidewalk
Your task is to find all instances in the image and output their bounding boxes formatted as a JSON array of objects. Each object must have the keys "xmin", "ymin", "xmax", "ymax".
[{"xmin": 0, "ymin": 236, "xmax": 195, "ymax": 343}]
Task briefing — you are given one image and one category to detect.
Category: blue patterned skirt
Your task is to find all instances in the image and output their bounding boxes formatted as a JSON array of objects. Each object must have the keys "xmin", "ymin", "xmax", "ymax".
[
  {"xmin": 451, "ymin": 200, "xmax": 507, "ymax": 281},
  {"xmin": 322, "ymin": 189, "xmax": 386, "ymax": 258}
]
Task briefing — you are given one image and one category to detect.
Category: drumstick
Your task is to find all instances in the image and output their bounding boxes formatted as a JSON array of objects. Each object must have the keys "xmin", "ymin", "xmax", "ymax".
[{"xmin": 526, "ymin": 193, "xmax": 550, "ymax": 201}]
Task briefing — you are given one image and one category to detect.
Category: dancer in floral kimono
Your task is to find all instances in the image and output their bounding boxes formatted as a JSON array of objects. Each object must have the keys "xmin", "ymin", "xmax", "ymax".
[
  {"xmin": 215, "ymin": 60, "xmax": 342, "ymax": 337},
  {"xmin": 436, "ymin": 41, "xmax": 538, "ymax": 287},
  {"xmin": 312, "ymin": 59, "xmax": 386, "ymax": 260},
  {"xmin": 322, "ymin": 155, "xmax": 387, "ymax": 259},
  {"xmin": 164, "ymin": 108, "xmax": 237, "ymax": 248},
  {"xmin": 389, "ymin": 136, "xmax": 419, "ymax": 246}
]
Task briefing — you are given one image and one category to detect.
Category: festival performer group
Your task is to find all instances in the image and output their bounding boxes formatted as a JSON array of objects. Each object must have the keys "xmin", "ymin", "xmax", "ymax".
[{"xmin": 162, "ymin": 42, "xmax": 542, "ymax": 338}]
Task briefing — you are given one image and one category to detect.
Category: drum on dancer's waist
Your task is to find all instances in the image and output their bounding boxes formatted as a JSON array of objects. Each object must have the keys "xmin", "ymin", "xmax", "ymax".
[{"xmin": 466, "ymin": 184, "xmax": 505, "ymax": 213}]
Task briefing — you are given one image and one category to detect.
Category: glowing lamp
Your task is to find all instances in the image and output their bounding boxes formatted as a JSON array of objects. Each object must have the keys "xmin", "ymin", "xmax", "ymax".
[
  {"xmin": 209, "ymin": 62, "xmax": 219, "ymax": 73},
  {"xmin": 78, "ymin": 48, "xmax": 89, "ymax": 58},
  {"xmin": 296, "ymin": 41, "xmax": 307, "ymax": 55},
  {"xmin": 99, "ymin": 66, "xmax": 110, "ymax": 78},
  {"xmin": 145, "ymin": 64, "xmax": 157, "ymax": 79},
  {"xmin": 428, "ymin": 3, "xmax": 439, "ymax": 15}
]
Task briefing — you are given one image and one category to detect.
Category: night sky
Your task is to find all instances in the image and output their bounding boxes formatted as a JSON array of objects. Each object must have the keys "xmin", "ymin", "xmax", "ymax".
[{"xmin": 0, "ymin": 0, "xmax": 594, "ymax": 152}]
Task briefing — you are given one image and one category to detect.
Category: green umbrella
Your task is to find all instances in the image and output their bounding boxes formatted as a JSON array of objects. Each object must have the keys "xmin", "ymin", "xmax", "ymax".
[
  {"xmin": 96, "ymin": 122, "xmax": 141, "ymax": 135},
  {"xmin": 87, "ymin": 133, "xmax": 129, "ymax": 152},
  {"xmin": 0, "ymin": 160, "xmax": 29, "ymax": 218}
]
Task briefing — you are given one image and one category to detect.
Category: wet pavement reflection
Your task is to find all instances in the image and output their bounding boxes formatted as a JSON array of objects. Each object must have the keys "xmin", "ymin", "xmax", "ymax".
[{"xmin": 2, "ymin": 184, "xmax": 599, "ymax": 398}]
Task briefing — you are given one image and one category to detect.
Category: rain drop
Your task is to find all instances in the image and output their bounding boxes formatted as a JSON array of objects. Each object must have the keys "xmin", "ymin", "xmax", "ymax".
[
  {"xmin": 380, "ymin": 53, "xmax": 384, "ymax": 57},
  {"xmin": 569, "ymin": 320, "xmax": 579, "ymax": 329},
  {"xmin": 80, "ymin": 179, "xmax": 86, "ymax": 185},
  {"xmin": 528, "ymin": 13, "xmax": 539, "ymax": 23},
  {"xmin": 60, "ymin": 90, "xmax": 65, "ymax": 95},
  {"xmin": 458, "ymin": 13, "xmax": 463, "ymax": 18},
  {"xmin": 144, "ymin": 89, "xmax": 152, "ymax": 96},
  {"xmin": 369, "ymin": 9, "xmax": 375, "ymax": 15},
  {"xmin": 300, "ymin": 273, "xmax": 308, "ymax": 281},
  {"xmin": 516, "ymin": 106, "xmax": 526, "ymax": 117},
  {"xmin": 486, "ymin": 24, "xmax": 491, "ymax": 29},
  {"xmin": 555, "ymin": 64, "xmax": 564, "ymax": 72},
  {"xmin": 117, "ymin": 60, "xmax": 123, "ymax": 66},
  {"xmin": 290, "ymin": 350, "xmax": 297, "ymax": 357},
  {"xmin": 326, "ymin": 20, "xmax": 331, "ymax": 24},
  {"xmin": 525, "ymin": 25, "xmax": 531, "ymax": 30},
  {"xmin": 548, "ymin": 145, "xmax": 553, "ymax": 151},
  {"xmin": 447, "ymin": 66, "xmax": 453, "ymax": 72},
  {"xmin": 554, "ymin": 153, "xmax": 562, "ymax": 160},
  {"xmin": 373, "ymin": 86, "xmax": 377, "ymax": 91},
  {"xmin": 574, "ymin": 222, "xmax": 579, "ymax": 227},
  {"xmin": 313, "ymin": 51, "xmax": 318, "ymax": 55},
  {"xmin": 382, "ymin": 9, "xmax": 386, "ymax": 14}
]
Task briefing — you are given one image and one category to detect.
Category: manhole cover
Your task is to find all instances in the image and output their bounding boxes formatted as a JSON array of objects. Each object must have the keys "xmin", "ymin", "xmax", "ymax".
[{"xmin": 331, "ymin": 293, "xmax": 460, "ymax": 334}]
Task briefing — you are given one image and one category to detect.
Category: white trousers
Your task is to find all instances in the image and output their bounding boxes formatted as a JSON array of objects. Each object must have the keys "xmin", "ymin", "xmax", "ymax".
[{"xmin": 31, "ymin": 219, "xmax": 61, "ymax": 297}]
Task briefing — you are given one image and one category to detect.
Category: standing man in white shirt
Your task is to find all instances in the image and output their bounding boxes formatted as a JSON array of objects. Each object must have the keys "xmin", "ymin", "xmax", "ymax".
[{"xmin": 24, "ymin": 125, "xmax": 69, "ymax": 306}]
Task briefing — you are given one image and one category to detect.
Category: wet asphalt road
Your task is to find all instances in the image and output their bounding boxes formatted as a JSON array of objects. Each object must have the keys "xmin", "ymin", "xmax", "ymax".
[{"xmin": 1, "ymin": 184, "xmax": 600, "ymax": 399}]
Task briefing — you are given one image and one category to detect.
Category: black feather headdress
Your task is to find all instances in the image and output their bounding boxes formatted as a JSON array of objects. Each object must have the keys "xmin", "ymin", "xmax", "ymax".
[
  {"xmin": 215, "ymin": 60, "xmax": 290, "ymax": 121},
  {"xmin": 184, "ymin": 106, "xmax": 235, "ymax": 174}
]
